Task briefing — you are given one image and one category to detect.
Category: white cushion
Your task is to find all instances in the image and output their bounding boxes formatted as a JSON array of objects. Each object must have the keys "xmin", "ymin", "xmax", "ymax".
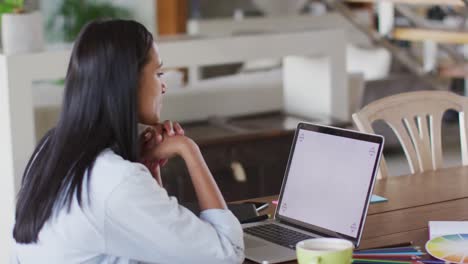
[
  {"xmin": 346, "ymin": 44, "xmax": 391, "ymax": 81},
  {"xmin": 283, "ymin": 55, "xmax": 332, "ymax": 119},
  {"xmin": 161, "ymin": 69, "xmax": 283, "ymax": 122}
]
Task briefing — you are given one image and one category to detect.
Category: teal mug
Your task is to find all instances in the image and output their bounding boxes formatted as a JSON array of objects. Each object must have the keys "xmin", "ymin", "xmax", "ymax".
[{"xmin": 296, "ymin": 238, "xmax": 354, "ymax": 264}]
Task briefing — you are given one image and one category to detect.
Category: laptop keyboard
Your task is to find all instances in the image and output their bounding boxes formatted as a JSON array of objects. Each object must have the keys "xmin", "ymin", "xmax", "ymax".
[{"xmin": 244, "ymin": 224, "xmax": 314, "ymax": 249}]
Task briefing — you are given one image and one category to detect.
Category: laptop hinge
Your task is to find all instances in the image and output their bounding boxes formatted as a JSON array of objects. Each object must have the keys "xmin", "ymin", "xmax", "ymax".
[{"xmin": 276, "ymin": 219, "xmax": 332, "ymax": 239}]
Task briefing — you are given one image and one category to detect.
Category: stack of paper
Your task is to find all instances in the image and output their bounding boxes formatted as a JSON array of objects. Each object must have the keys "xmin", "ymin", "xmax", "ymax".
[{"xmin": 429, "ymin": 221, "xmax": 468, "ymax": 239}]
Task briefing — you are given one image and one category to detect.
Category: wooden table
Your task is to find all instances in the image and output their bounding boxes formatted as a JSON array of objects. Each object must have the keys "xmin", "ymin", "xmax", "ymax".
[{"xmin": 242, "ymin": 166, "xmax": 468, "ymax": 263}]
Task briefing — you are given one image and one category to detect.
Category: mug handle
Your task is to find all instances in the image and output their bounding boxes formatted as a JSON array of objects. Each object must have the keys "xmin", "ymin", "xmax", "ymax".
[{"xmin": 308, "ymin": 256, "xmax": 321, "ymax": 264}]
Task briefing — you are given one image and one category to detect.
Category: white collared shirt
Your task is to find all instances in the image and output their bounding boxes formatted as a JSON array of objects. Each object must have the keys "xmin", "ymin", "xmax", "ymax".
[{"xmin": 12, "ymin": 149, "xmax": 245, "ymax": 264}]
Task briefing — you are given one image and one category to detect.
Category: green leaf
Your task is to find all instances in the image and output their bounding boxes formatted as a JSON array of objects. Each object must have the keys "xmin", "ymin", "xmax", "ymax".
[
  {"xmin": 3, "ymin": 0, "xmax": 24, "ymax": 8},
  {"xmin": 0, "ymin": 3, "xmax": 16, "ymax": 15},
  {"xmin": 47, "ymin": 0, "xmax": 132, "ymax": 42}
]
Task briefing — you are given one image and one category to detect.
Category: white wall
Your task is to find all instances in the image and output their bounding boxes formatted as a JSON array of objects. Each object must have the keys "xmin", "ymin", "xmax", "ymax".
[{"xmin": 0, "ymin": 55, "xmax": 17, "ymax": 264}]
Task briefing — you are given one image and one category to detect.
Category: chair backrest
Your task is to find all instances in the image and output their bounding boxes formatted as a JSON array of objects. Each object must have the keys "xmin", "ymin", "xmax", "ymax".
[{"xmin": 352, "ymin": 91, "xmax": 468, "ymax": 179}]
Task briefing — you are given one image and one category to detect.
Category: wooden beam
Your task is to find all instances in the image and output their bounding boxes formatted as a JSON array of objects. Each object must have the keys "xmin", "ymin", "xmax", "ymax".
[
  {"xmin": 345, "ymin": 0, "xmax": 465, "ymax": 6},
  {"xmin": 156, "ymin": 0, "xmax": 188, "ymax": 35},
  {"xmin": 439, "ymin": 63, "xmax": 468, "ymax": 78},
  {"xmin": 393, "ymin": 27, "xmax": 468, "ymax": 44}
]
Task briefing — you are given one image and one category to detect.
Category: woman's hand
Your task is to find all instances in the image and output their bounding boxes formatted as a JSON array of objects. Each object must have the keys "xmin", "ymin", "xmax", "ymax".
[
  {"xmin": 151, "ymin": 135, "xmax": 198, "ymax": 161},
  {"xmin": 152, "ymin": 120, "xmax": 184, "ymax": 166},
  {"xmin": 140, "ymin": 120, "xmax": 185, "ymax": 183},
  {"xmin": 145, "ymin": 123, "xmax": 227, "ymax": 211}
]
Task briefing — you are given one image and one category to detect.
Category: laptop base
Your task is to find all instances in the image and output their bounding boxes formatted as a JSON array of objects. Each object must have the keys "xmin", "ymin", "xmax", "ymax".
[{"xmin": 244, "ymin": 234, "xmax": 296, "ymax": 264}]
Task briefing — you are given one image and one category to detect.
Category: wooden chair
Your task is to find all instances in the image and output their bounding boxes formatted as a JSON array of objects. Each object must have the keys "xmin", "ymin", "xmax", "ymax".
[{"xmin": 352, "ymin": 91, "xmax": 468, "ymax": 179}]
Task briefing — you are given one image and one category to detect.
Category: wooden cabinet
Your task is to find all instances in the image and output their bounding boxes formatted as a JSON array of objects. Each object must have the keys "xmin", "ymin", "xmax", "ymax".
[
  {"xmin": 160, "ymin": 112, "xmax": 348, "ymax": 202},
  {"xmin": 161, "ymin": 134, "xmax": 293, "ymax": 202}
]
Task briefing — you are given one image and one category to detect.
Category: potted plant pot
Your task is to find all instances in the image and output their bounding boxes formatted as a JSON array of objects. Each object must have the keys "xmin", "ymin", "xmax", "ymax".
[{"xmin": 1, "ymin": 11, "xmax": 44, "ymax": 55}]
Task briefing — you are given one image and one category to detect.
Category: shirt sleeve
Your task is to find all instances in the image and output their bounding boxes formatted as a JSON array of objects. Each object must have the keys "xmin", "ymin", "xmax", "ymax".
[
  {"xmin": 104, "ymin": 164, "xmax": 245, "ymax": 264},
  {"xmin": 10, "ymin": 252, "xmax": 18, "ymax": 264},
  {"xmin": 10, "ymin": 241, "xmax": 19, "ymax": 264}
]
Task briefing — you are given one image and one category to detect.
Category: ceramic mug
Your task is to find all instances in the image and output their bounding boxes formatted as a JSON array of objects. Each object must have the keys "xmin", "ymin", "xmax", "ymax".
[{"xmin": 296, "ymin": 238, "xmax": 354, "ymax": 264}]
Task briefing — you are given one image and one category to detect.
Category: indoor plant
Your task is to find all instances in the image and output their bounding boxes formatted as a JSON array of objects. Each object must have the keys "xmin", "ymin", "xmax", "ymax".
[
  {"xmin": 1, "ymin": 0, "xmax": 45, "ymax": 54},
  {"xmin": 48, "ymin": 0, "xmax": 131, "ymax": 43}
]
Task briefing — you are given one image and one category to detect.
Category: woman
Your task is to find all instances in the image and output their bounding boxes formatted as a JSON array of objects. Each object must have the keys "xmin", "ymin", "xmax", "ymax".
[{"xmin": 12, "ymin": 20, "xmax": 244, "ymax": 264}]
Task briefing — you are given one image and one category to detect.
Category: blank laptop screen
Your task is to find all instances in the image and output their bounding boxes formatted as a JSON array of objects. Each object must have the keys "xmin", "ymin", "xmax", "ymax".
[{"xmin": 278, "ymin": 128, "xmax": 381, "ymax": 238}]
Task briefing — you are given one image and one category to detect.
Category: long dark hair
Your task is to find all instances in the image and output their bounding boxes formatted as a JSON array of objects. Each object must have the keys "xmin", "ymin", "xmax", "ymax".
[{"xmin": 13, "ymin": 20, "xmax": 154, "ymax": 243}]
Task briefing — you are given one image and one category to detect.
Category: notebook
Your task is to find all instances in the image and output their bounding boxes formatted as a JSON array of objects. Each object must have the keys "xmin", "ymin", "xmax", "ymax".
[
  {"xmin": 370, "ymin": 194, "xmax": 387, "ymax": 204},
  {"xmin": 429, "ymin": 221, "xmax": 468, "ymax": 239}
]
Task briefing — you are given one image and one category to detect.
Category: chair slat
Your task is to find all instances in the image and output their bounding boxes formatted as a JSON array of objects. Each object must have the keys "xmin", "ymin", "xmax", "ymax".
[
  {"xmin": 353, "ymin": 91, "xmax": 468, "ymax": 178},
  {"xmin": 429, "ymin": 113, "xmax": 444, "ymax": 169}
]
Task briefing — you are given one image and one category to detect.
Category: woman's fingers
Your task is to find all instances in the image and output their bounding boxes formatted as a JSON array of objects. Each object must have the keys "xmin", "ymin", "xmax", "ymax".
[
  {"xmin": 141, "ymin": 128, "xmax": 152, "ymax": 142},
  {"xmin": 151, "ymin": 161, "xmax": 159, "ymax": 175},
  {"xmin": 140, "ymin": 128, "xmax": 155, "ymax": 151},
  {"xmin": 174, "ymin": 122, "xmax": 184, "ymax": 136},
  {"xmin": 144, "ymin": 131, "xmax": 151, "ymax": 141},
  {"xmin": 159, "ymin": 158, "xmax": 168, "ymax": 167},
  {"xmin": 163, "ymin": 120, "xmax": 175, "ymax": 136},
  {"xmin": 154, "ymin": 124, "xmax": 164, "ymax": 143},
  {"xmin": 143, "ymin": 121, "xmax": 181, "ymax": 155}
]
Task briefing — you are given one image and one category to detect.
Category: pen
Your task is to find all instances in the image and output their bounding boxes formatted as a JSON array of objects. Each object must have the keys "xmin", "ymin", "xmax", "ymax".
[
  {"xmin": 353, "ymin": 255, "xmax": 421, "ymax": 260},
  {"xmin": 256, "ymin": 203, "xmax": 269, "ymax": 212},
  {"xmin": 358, "ymin": 242, "xmax": 414, "ymax": 251},
  {"xmin": 242, "ymin": 214, "xmax": 269, "ymax": 224},
  {"xmin": 415, "ymin": 261, "xmax": 450, "ymax": 264},
  {"xmin": 355, "ymin": 248, "xmax": 421, "ymax": 254}
]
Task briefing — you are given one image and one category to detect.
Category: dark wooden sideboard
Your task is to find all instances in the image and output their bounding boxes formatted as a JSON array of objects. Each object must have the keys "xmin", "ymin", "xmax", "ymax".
[{"xmin": 160, "ymin": 112, "xmax": 348, "ymax": 202}]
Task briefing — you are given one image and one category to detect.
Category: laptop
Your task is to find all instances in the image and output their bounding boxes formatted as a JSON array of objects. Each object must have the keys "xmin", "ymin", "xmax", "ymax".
[{"xmin": 243, "ymin": 122, "xmax": 384, "ymax": 263}]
